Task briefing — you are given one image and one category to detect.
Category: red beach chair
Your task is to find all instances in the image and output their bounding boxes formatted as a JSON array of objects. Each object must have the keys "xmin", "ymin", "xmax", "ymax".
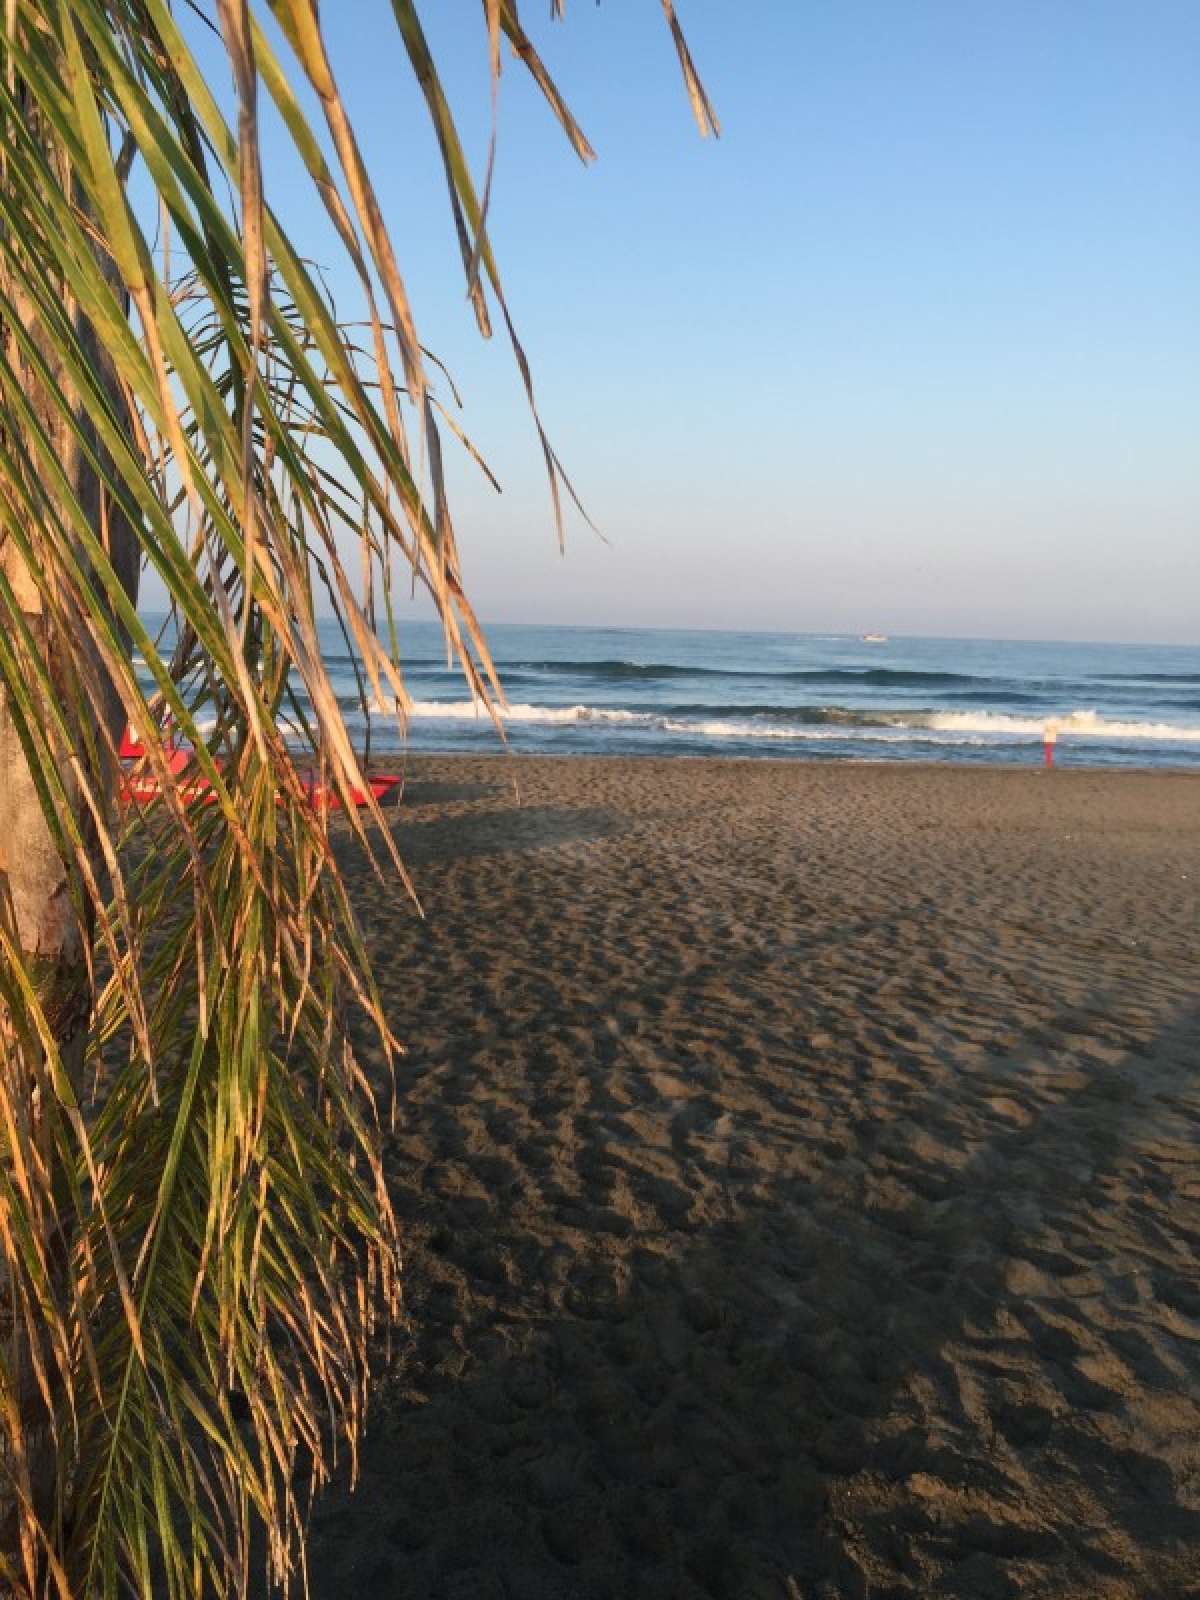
[
  {"xmin": 119, "ymin": 729, "xmax": 217, "ymax": 806},
  {"xmin": 295, "ymin": 769, "xmax": 404, "ymax": 809},
  {"xmin": 120, "ymin": 730, "xmax": 401, "ymax": 811}
]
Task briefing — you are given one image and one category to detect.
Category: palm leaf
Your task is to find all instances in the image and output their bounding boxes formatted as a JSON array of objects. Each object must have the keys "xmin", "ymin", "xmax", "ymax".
[{"xmin": 0, "ymin": 2, "xmax": 715, "ymax": 1595}]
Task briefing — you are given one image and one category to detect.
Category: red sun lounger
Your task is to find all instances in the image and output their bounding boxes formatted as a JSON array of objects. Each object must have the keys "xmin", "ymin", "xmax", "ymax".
[{"xmin": 119, "ymin": 731, "xmax": 401, "ymax": 810}]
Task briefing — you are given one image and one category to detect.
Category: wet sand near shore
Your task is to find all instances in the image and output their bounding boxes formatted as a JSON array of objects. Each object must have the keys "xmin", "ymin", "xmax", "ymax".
[{"xmin": 301, "ymin": 757, "xmax": 1200, "ymax": 1598}]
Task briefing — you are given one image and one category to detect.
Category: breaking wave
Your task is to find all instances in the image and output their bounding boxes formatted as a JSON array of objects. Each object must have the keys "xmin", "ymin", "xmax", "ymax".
[{"xmin": 402, "ymin": 699, "xmax": 1200, "ymax": 745}]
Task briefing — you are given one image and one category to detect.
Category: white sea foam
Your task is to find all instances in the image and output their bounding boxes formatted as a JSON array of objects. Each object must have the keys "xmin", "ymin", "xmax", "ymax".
[
  {"xmin": 924, "ymin": 709, "xmax": 1200, "ymax": 743},
  {"xmin": 658, "ymin": 717, "xmax": 851, "ymax": 741},
  {"xmin": 400, "ymin": 697, "xmax": 1200, "ymax": 746},
  {"xmin": 405, "ymin": 698, "xmax": 488, "ymax": 720},
  {"xmin": 403, "ymin": 698, "xmax": 1200, "ymax": 745},
  {"xmin": 662, "ymin": 719, "xmax": 976, "ymax": 744},
  {"xmin": 409, "ymin": 698, "xmax": 647, "ymax": 726}
]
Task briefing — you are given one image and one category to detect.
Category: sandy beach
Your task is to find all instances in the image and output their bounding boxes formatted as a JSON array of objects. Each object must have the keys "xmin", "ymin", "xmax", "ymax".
[{"xmin": 300, "ymin": 756, "xmax": 1199, "ymax": 1598}]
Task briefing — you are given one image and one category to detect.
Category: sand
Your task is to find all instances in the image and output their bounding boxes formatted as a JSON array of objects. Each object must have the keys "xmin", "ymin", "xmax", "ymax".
[{"xmin": 303, "ymin": 756, "xmax": 1200, "ymax": 1598}]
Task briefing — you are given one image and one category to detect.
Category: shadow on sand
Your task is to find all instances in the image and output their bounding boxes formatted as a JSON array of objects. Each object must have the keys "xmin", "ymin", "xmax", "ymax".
[
  {"xmin": 276, "ymin": 903, "xmax": 1200, "ymax": 1599},
  {"xmin": 245, "ymin": 759, "xmax": 1200, "ymax": 1599}
]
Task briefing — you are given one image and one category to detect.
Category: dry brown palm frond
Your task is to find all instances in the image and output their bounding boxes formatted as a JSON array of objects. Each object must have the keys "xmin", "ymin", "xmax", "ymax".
[{"xmin": 0, "ymin": 1, "xmax": 715, "ymax": 1594}]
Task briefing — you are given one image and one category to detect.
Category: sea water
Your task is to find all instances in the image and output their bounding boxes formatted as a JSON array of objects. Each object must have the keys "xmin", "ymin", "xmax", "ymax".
[
  {"xmin": 318, "ymin": 622, "xmax": 1200, "ymax": 769},
  {"xmin": 140, "ymin": 620, "xmax": 1200, "ymax": 769}
]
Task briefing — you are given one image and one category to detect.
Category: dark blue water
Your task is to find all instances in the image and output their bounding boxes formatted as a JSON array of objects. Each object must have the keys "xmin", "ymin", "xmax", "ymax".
[
  {"xmin": 323, "ymin": 623, "xmax": 1200, "ymax": 768},
  {"xmin": 137, "ymin": 620, "xmax": 1200, "ymax": 768}
]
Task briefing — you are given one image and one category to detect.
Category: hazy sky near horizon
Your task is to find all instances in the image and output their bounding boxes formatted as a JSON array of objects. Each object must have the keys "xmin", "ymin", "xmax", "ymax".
[{"xmin": 195, "ymin": 3, "xmax": 1200, "ymax": 644}]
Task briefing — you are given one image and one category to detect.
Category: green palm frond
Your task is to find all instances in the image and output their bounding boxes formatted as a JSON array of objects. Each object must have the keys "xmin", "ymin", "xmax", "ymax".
[{"xmin": 0, "ymin": 2, "xmax": 714, "ymax": 1595}]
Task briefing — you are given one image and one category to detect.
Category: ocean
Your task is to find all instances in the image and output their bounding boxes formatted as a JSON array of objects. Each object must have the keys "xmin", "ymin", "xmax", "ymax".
[
  {"xmin": 139, "ymin": 620, "xmax": 1200, "ymax": 770},
  {"xmin": 317, "ymin": 622, "xmax": 1200, "ymax": 770}
]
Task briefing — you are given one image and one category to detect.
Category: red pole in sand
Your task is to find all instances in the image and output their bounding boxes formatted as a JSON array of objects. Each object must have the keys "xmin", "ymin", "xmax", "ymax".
[{"xmin": 1043, "ymin": 723, "xmax": 1057, "ymax": 767}]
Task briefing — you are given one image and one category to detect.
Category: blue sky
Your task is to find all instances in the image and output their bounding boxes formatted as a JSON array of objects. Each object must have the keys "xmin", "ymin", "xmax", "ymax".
[{"xmin": 204, "ymin": 3, "xmax": 1200, "ymax": 643}]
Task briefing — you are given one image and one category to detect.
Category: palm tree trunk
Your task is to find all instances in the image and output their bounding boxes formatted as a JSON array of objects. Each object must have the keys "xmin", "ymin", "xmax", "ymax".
[
  {"xmin": 0, "ymin": 201, "xmax": 139, "ymax": 1594},
  {"xmin": 0, "ymin": 607, "xmax": 91, "ymax": 1588}
]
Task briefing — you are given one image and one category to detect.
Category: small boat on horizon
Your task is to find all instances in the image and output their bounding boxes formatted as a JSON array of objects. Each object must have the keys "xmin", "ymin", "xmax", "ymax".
[{"xmin": 861, "ymin": 633, "xmax": 889, "ymax": 643}]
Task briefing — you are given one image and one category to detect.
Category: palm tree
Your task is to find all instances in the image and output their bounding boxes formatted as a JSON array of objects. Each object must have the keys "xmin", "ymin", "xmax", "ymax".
[{"xmin": 0, "ymin": 2, "xmax": 715, "ymax": 1595}]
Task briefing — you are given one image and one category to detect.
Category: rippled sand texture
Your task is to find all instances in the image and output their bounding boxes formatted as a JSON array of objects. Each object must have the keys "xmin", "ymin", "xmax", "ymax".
[{"xmin": 310, "ymin": 757, "xmax": 1200, "ymax": 1599}]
